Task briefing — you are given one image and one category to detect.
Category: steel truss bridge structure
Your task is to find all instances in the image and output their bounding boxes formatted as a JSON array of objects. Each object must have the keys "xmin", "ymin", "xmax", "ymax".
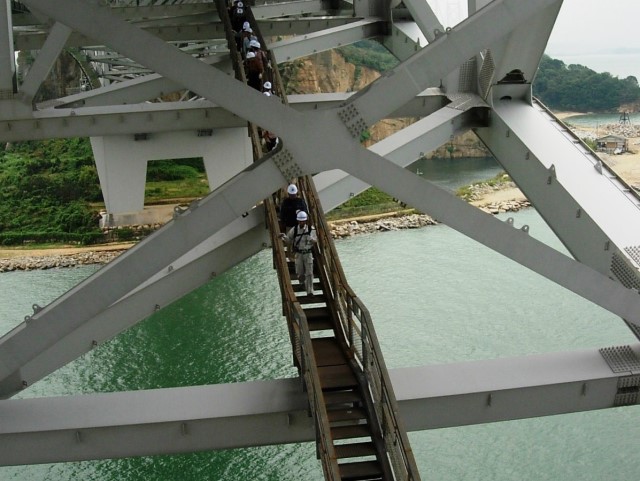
[{"xmin": 1, "ymin": 0, "xmax": 640, "ymax": 476}]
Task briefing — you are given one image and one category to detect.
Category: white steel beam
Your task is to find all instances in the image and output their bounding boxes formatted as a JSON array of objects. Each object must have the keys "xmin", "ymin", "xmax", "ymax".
[
  {"xmin": 383, "ymin": 20, "xmax": 426, "ymax": 61},
  {"xmin": 14, "ymin": 0, "xmax": 640, "ymax": 378},
  {"xmin": 18, "ymin": 22, "xmax": 72, "ymax": 103},
  {"xmin": 1, "ymin": 344, "xmax": 637, "ymax": 465},
  {"xmin": 13, "ymin": 22, "xmax": 228, "ymax": 51},
  {"xmin": 271, "ymin": 19, "xmax": 385, "ymax": 64},
  {"xmin": 0, "ymin": 101, "xmax": 247, "ymax": 140},
  {"xmin": 347, "ymin": 0, "xmax": 563, "ymax": 127},
  {"xmin": 109, "ymin": 2, "xmax": 216, "ymax": 21},
  {"xmin": 0, "ymin": 0, "xmax": 15, "ymax": 92},
  {"xmin": 1, "ymin": 106, "xmax": 464, "ymax": 392},
  {"xmin": 0, "ymin": 91, "xmax": 447, "ymax": 142},
  {"xmin": 252, "ymin": 0, "xmax": 325, "ymax": 19},
  {"xmin": 401, "ymin": 0, "xmax": 445, "ymax": 42},
  {"xmin": 474, "ymin": 99, "xmax": 640, "ymax": 286},
  {"xmin": 0, "ymin": 156, "xmax": 288, "ymax": 399},
  {"xmin": 13, "ymin": 212, "xmax": 269, "ymax": 393}
]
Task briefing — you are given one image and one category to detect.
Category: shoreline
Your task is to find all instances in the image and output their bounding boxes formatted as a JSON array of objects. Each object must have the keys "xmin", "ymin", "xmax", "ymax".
[
  {"xmin": 2, "ymin": 113, "xmax": 637, "ymax": 271},
  {"xmin": 0, "ymin": 200, "xmax": 531, "ymax": 272}
]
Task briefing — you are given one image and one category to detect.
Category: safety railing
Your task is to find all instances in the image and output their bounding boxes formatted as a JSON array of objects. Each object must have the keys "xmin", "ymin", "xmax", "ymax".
[
  {"xmin": 217, "ymin": 3, "xmax": 341, "ymax": 479},
  {"xmin": 265, "ymin": 198, "xmax": 341, "ymax": 480},
  {"xmin": 300, "ymin": 177, "xmax": 422, "ymax": 481}
]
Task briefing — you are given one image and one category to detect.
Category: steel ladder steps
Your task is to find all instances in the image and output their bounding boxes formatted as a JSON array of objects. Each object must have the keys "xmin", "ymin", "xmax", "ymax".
[{"xmin": 338, "ymin": 460, "xmax": 384, "ymax": 481}]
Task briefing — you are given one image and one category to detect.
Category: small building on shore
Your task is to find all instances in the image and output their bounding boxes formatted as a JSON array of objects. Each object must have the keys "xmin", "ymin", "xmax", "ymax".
[{"xmin": 596, "ymin": 134, "xmax": 628, "ymax": 154}]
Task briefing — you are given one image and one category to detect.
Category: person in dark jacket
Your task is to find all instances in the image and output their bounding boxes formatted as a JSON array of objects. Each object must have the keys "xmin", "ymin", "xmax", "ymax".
[{"xmin": 279, "ymin": 184, "xmax": 307, "ymax": 232}]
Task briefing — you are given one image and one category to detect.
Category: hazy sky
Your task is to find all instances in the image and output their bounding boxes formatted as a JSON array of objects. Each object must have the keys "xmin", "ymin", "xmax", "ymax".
[
  {"xmin": 546, "ymin": 0, "xmax": 639, "ymax": 55},
  {"xmin": 431, "ymin": 0, "xmax": 637, "ymax": 54},
  {"xmin": 430, "ymin": 0, "xmax": 640, "ymax": 79}
]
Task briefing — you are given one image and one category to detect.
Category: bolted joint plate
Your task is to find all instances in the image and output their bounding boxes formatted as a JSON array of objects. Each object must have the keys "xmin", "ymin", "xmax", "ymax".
[
  {"xmin": 271, "ymin": 148, "xmax": 303, "ymax": 180},
  {"xmin": 337, "ymin": 103, "xmax": 368, "ymax": 140}
]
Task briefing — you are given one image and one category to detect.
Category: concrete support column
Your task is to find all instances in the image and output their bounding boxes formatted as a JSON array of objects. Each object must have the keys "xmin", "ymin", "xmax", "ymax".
[
  {"xmin": 202, "ymin": 127, "xmax": 252, "ymax": 191},
  {"xmin": 91, "ymin": 128, "xmax": 252, "ymax": 218},
  {"xmin": 91, "ymin": 135, "xmax": 148, "ymax": 215},
  {"xmin": 0, "ymin": 0, "xmax": 16, "ymax": 93}
]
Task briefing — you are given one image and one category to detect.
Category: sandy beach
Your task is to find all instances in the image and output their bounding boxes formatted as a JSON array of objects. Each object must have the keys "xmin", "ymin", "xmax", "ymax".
[{"xmin": 472, "ymin": 112, "xmax": 640, "ymax": 207}]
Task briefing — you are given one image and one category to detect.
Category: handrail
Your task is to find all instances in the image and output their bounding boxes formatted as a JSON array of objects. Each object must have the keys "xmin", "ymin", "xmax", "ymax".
[
  {"xmin": 220, "ymin": 3, "xmax": 420, "ymax": 478},
  {"xmin": 300, "ymin": 177, "xmax": 422, "ymax": 481},
  {"xmin": 216, "ymin": 3, "xmax": 341, "ymax": 479},
  {"xmin": 265, "ymin": 198, "xmax": 341, "ymax": 480}
]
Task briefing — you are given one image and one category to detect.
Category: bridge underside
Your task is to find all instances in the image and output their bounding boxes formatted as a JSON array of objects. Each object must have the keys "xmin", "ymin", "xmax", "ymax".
[{"xmin": 1, "ymin": 0, "xmax": 640, "ymax": 469}]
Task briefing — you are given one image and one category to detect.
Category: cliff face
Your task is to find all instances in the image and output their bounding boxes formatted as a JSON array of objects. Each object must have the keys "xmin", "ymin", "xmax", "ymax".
[
  {"xmin": 283, "ymin": 50, "xmax": 489, "ymax": 158},
  {"xmin": 282, "ymin": 50, "xmax": 415, "ymax": 146},
  {"xmin": 284, "ymin": 50, "xmax": 379, "ymax": 94}
]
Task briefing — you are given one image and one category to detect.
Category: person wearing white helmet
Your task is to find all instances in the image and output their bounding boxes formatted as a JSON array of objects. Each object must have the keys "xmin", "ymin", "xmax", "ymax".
[
  {"xmin": 230, "ymin": 2, "xmax": 246, "ymax": 33},
  {"xmin": 278, "ymin": 184, "xmax": 307, "ymax": 231},
  {"xmin": 281, "ymin": 210, "xmax": 317, "ymax": 296},
  {"xmin": 244, "ymin": 50, "xmax": 263, "ymax": 91},
  {"xmin": 262, "ymin": 81, "xmax": 272, "ymax": 93}
]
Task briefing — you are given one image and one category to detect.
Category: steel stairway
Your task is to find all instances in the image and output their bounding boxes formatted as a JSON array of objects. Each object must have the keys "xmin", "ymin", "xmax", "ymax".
[{"xmin": 216, "ymin": 2, "xmax": 421, "ymax": 479}]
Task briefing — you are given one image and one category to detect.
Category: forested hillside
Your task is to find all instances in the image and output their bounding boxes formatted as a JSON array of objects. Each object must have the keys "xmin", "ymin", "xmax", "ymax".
[{"xmin": 533, "ymin": 55, "xmax": 640, "ymax": 111}]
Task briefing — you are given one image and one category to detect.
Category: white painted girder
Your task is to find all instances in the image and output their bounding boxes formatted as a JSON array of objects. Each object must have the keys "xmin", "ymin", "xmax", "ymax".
[
  {"xmin": 0, "ymin": 101, "xmax": 246, "ymax": 141},
  {"xmin": 14, "ymin": 212, "xmax": 269, "ymax": 393},
  {"xmin": 401, "ymin": 0, "xmax": 444, "ymax": 42},
  {"xmin": 13, "ymin": 0, "xmax": 640, "ymax": 381},
  {"xmin": 1, "ymin": 91, "xmax": 446, "ymax": 142},
  {"xmin": 348, "ymin": 0, "xmax": 562, "ymax": 127},
  {"xmin": 271, "ymin": 18, "xmax": 385, "ymax": 64},
  {"xmin": 251, "ymin": 0, "xmax": 326, "ymax": 19},
  {"xmin": 19, "ymin": 22, "xmax": 72, "ymax": 102},
  {"xmin": 0, "ymin": 157, "xmax": 288, "ymax": 398},
  {"xmin": 1, "ymin": 344, "xmax": 637, "ymax": 465},
  {"xmin": 0, "ymin": 0, "xmax": 15, "ymax": 92},
  {"xmin": 476, "ymin": 99, "xmax": 640, "ymax": 277},
  {"xmin": 0, "ymin": 104, "xmax": 464, "ymax": 395}
]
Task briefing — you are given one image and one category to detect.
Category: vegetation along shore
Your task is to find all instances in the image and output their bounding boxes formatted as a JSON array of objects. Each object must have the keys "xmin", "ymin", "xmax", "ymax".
[{"xmin": 2, "ymin": 45, "xmax": 639, "ymax": 270}]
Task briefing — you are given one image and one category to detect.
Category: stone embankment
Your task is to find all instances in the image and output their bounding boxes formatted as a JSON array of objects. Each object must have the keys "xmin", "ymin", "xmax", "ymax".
[
  {"xmin": 329, "ymin": 213, "xmax": 438, "ymax": 238},
  {"xmin": 0, "ymin": 195, "xmax": 533, "ymax": 271},
  {"xmin": 0, "ymin": 250, "xmax": 126, "ymax": 272},
  {"xmin": 464, "ymin": 180, "xmax": 532, "ymax": 214}
]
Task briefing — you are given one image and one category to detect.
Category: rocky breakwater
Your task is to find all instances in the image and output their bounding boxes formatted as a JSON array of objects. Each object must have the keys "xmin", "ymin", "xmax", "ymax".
[
  {"xmin": 465, "ymin": 179, "xmax": 531, "ymax": 214},
  {"xmin": 0, "ymin": 250, "xmax": 126, "ymax": 272},
  {"xmin": 476, "ymin": 199, "xmax": 531, "ymax": 214},
  {"xmin": 329, "ymin": 213, "xmax": 438, "ymax": 238}
]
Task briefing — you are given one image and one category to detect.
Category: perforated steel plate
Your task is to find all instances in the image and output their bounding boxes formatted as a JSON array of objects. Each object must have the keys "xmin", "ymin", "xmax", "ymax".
[{"xmin": 599, "ymin": 345, "xmax": 640, "ymax": 373}]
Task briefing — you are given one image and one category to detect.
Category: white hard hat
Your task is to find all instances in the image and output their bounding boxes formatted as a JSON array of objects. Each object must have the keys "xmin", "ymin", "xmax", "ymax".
[
  {"xmin": 263, "ymin": 81, "xmax": 272, "ymax": 90},
  {"xmin": 246, "ymin": 51, "xmax": 255, "ymax": 59},
  {"xmin": 263, "ymin": 91, "xmax": 271, "ymax": 96},
  {"xmin": 243, "ymin": 25, "xmax": 252, "ymax": 32},
  {"xmin": 237, "ymin": 2, "xmax": 243, "ymax": 7},
  {"xmin": 296, "ymin": 211, "xmax": 308, "ymax": 222},
  {"xmin": 242, "ymin": 21, "xmax": 250, "ymax": 29},
  {"xmin": 250, "ymin": 40, "xmax": 260, "ymax": 48},
  {"xmin": 287, "ymin": 184, "xmax": 298, "ymax": 195}
]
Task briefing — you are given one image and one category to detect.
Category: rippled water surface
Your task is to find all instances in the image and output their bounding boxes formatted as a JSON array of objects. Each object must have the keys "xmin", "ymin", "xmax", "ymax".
[{"xmin": 1, "ymin": 208, "xmax": 639, "ymax": 480}]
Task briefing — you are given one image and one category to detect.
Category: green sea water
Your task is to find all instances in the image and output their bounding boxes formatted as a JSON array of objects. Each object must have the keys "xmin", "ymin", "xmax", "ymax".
[{"xmin": 1, "ymin": 208, "xmax": 639, "ymax": 480}]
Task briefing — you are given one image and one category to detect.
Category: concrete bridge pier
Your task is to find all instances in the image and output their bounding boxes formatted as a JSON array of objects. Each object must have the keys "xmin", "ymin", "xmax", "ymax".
[{"xmin": 91, "ymin": 127, "xmax": 253, "ymax": 226}]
